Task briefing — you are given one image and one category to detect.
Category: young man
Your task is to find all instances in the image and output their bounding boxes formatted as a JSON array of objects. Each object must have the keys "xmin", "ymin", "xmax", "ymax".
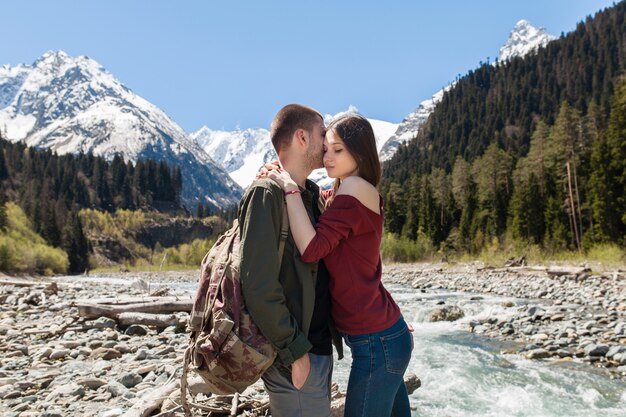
[{"xmin": 239, "ymin": 104, "xmax": 342, "ymax": 417}]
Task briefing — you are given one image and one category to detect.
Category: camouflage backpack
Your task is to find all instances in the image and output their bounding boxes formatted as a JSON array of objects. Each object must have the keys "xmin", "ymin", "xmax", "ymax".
[{"xmin": 181, "ymin": 201, "xmax": 288, "ymax": 412}]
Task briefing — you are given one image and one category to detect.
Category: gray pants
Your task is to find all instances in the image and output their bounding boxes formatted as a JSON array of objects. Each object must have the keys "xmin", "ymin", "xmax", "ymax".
[{"xmin": 262, "ymin": 353, "xmax": 333, "ymax": 417}]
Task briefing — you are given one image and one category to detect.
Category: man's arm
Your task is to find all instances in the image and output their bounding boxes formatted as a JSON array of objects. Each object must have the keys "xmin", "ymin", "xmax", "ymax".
[{"xmin": 239, "ymin": 182, "xmax": 312, "ymax": 366}]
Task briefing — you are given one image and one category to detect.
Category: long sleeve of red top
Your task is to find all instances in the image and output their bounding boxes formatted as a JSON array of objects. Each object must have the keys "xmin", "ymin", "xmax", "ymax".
[{"xmin": 301, "ymin": 194, "xmax": 400, "ymax": 335}]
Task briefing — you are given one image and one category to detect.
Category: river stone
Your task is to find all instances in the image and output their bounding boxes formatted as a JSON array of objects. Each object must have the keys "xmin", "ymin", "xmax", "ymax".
[
  {"xmin": 12, "ymin": 344, "xmax": 28, "ymax": 355},
  {"xmin": 430, "ymin": 305, "xmax": 465, "ymax": 322},
  {"xmin": 76, "ymin": 377, "xmax": 107, "ymax": 390},
  {"xmin": 101, "ymin": 340, "xmax": 118, "ymax": 349},
  {"xmin": 49, "ymin": 349, "xmax": 70, "ymax": 360},
  {"xmin": 501, "ymin": 326, "xmax": 514, "ymax": 336},
  {"xmin": 532, "ymin": 333, "xmax": 550, "ymax": 342},
  {"xmin": 155, "ymin": 346, "xmax": 175, "ymax": 356},
  {"xmin": 14, "ymin": 381, "xmax": 34, "ymax": 391},
  {"xmin": 606, "ymin": 345, "xmax": 626, "ymax": 359},
  {"xmin": 114, "ymin": 344, "xmax": 132, "ymax": 354},
  {"xmin": 556, "ymin": 349, "xmax": 573, "ymax": 357},
  {"xmin": 59, "ymin": 341, "xmax": 80, "ymax": 349},
  {"xmin": 136, "ymin": 364, "xmax": 156, "ymax": 375},
  {"xmin": 133, "ymin": 349, "xmax": 148, "ymax": 361},
  {"xmin": 125, "ymin": 325, "xmax": 148, "ymax": 336},
  {"xmin": 585, "ymin": 344, "xmax": 610, "ymax": 357},
  {"xmin": 40, "ymin": 410, "xmax": 64, "ymax": 417},
  {"xmin": 106, "ymin": 381, "xmax": 129, "ymax": 398},
  {"xmin": 3, "ymin": 390, "xmax": 22, "ymax": 399},
  {"xmin": 101, "ymin": 408, "xmax": 124, "ymax": 417},
  {"xmin": 90, "ymin": 348, "xmax": 122, "ymax": 360},
  {"xmin": 92, "ymin": 317, "xmax": 116, "ymax": 329},
  {"xmin": 103, "ymin": 330, "xmax": 119, "ymax": 341},
  {"xmin": 12, "ymin": 403, "xmax": 29, "ymax": 412},
  {"xmin": 525, "ymin": 348, "xmax": 551, "ymax": 359},
  {"xmin": 0, "ymin": 377, "xmax": 17, "ymax": 387},
  {"xmin": 527, "ymin": 306, "xmax": 545, "ymax": 318},
  {"xmin": 44, "ymin": 383, "xmax": 84, "ymax": 401},
  {"xmin": 117, "ymin": 372, "xmax": 142, "ymax": 388}
]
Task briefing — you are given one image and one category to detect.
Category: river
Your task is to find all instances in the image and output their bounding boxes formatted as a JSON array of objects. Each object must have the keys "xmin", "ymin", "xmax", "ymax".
[{"xmin": 149, "ymin": 276, "xmax": 626, "ymax": 416}]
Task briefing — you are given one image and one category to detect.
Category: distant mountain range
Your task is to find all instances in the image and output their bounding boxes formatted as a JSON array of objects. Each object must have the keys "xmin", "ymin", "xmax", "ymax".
[
  {"xmin": 0, "ymin": 51, "xmax": 241, "ymax": 209},
  {"xmin": 191, "ymin": 106, "xmax": 399, "ymax": 189},
  {"xmin": 196, "ymin": 20, "xmax": 555, "ymax": 188},
  {"xmin": 0, "ymin": 20, "xmax": 554, "ymax": 205}
]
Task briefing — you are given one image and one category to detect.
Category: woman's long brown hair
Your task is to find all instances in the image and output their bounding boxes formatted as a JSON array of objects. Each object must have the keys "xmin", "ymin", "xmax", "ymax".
[{"xmin": 325, "ymin": 114, "xmax": 381, "ymax": 207}]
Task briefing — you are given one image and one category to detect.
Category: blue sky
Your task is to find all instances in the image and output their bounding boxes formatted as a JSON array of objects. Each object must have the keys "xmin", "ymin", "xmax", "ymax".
[{"xmin": 1, "ymin": 0, "xmax": 618, "ymax": 132}]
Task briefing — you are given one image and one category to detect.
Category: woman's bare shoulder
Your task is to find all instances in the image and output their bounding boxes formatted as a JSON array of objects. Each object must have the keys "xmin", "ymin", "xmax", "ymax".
[{"xmin": 336, "ymin": 176, "xmax": 380, "ymax": 214}]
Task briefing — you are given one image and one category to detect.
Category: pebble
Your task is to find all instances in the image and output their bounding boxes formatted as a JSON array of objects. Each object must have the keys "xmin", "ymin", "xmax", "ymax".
[
  {"xmin": 125, "ymin": 325, "xmax": 148, "ymax": 336},
  {"xmin": 90, "ymin": 348, "xmax": 122, "ymax": 360},
  {"xmin": 117, "ymin": 373, "xmax": 142, "ymax": 388}
]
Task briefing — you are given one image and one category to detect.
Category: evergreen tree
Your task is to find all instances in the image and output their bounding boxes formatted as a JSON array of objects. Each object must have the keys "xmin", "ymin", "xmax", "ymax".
[
  {"xmin": 0, "ymin": 192, "xmax": 7, "ymax": 231},
  {"xmin": 588, "ymin": 77, "xmax": 626, "ymax": 244},
  {"xmin": 62, "ymin": 212, "xmax": 90, "ymax": 274},
  {"xmin": 471, "ymin": 142, "xmax": 512, "ymax": 238},
  {"xmin": 384, "ymin": 182, "xmax": 406, "ymax": 235}
]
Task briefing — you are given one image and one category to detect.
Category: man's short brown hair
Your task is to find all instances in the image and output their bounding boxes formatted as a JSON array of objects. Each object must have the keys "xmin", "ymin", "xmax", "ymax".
[{"xmin": 270, "ymin": 104, "xmax": 323, "ymax": 153}]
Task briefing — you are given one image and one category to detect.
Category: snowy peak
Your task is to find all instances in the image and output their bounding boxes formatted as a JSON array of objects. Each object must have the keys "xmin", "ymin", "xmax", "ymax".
[
  {"xmin": 0, "ymin": 51, "xmax": 242, "ymax": 208},
  {"xmin": 191, "ymin": 126, "xmax": 275, "ymax": 187},
  {"xmin": 382, "ymin": 20, "xmax": 556, "ymax": 160},
  {"xmin": 499, "ymin": 20, "xmax": 556, "ymax": 62}
]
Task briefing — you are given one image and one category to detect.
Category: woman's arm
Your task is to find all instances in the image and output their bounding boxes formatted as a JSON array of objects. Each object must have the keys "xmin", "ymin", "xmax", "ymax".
[{"xmin": 267, "ymin": 169, "xmax": 316, "ymax": 255}]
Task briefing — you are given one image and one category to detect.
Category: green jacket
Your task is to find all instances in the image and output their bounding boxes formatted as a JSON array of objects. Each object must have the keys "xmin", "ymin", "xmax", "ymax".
[{"xmin": 239, "ymin": 178, "xmax": 342, "ymax": 366}]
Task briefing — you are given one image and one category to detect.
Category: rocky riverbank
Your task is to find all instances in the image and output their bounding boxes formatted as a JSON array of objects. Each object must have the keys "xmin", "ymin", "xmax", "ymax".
[
  {"xmin": 0, "ymin": 271, "xmax": 197, "ymax": 417},
  {"xmin": 1, "ymin": 263, "xmax": 624, "ymax": 416},
  {"xmin": 384, "ymin": 263, "xmax": 626, "ymax": 379}
]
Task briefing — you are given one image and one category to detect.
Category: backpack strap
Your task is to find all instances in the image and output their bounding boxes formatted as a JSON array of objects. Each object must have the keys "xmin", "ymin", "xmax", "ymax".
[{"xmin": 277, "ymin": 199, "xmax": 289, "ymax": 265}]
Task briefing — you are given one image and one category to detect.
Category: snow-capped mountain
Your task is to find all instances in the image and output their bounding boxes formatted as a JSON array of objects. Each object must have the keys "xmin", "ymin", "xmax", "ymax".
[
  {"xmin": 0, "ymin": 51, "xmax": 242, "ymax": 208},
  {"xmin": 499, "ymin": 20, "xmax": 556, "ymax": 62},
  {"xmin": 380, "ymin": 20, "xmax": 556, "ymax": 161},
  {"xmin": 193, "ymin": 107, "xmax": 398, "ymax": 189},
  {"xmin": 191, "ymin": 126, "xmax": 275, "ymax": 189},
  {"xmin": 379, "ymin": 86, "xmax": 451, "ymax": 161}
]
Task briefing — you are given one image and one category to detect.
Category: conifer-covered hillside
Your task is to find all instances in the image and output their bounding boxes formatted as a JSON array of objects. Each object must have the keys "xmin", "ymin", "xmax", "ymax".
[{"xmin": 381, "ymin": 2, "xmax": 626, "ymax": 254}]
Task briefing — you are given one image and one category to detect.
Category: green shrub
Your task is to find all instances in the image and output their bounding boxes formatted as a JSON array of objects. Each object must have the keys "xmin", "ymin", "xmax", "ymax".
[
  {"xmin": 381, "ymin": 232, "xmax": 435, "ymax": 263},
  {"xmin": 0, "ymin": 203, "xmax": 69, "ymax": 274}
]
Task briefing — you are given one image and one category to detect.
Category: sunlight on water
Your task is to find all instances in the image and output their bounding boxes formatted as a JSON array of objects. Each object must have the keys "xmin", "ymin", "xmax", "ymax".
[{"xmin": 332, "ymin": 284, "xmax": 626, "ymax": 417}]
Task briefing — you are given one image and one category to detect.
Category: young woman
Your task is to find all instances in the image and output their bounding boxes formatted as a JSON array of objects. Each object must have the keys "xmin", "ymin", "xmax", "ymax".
[{"xmin": 267, "ymin": 114, "xmax": 413, "ymax": 417}]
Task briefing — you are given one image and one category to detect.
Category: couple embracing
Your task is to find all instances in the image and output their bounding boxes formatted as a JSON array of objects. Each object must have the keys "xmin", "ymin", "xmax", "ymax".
[{"xmin": 239, "ymin": 104, "xmax": 413, "ymax": 417}]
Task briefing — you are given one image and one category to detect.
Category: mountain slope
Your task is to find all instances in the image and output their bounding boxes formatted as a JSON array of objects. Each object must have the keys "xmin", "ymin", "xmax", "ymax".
[
  {"xmin": 0, "ymin": 51, "xmax": 242, "ymax": 208},
  {"xmin": 380, "ymin": 20, "xmax": 556, "ymax": 161}
]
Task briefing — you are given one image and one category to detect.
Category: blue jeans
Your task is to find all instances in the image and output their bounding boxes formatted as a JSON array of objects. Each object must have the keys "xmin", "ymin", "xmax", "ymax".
[{"xmin": 343, "ymin": 317, "xmax": 412, "ymax": 417}]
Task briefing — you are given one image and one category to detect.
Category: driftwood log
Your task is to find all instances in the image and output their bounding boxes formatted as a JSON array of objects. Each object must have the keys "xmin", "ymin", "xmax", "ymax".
[
  {"xmin": 546, "ymin": 266, "xmax": 591, "ymax": 277},
  {"xmin": 0, "ymin": 279, "xmax": 50, "ymax": 287},
  {"xmin": 74, "ymin": 298, "xmax": 192, "ymax": 319},
  {"xmin": 116, "ymin": 312, "xmax": 187, "ymax": 328},
  {"xmin": 72, "ymin": 296, "xmax": 192, "ymax": 329}
]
